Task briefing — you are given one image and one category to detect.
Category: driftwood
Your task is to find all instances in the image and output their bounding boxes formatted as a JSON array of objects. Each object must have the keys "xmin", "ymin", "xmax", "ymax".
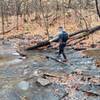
[
  {"xmin": 45, "ymin": 55, "xmax": 67, "ymax": 65},
  {"xmin": 26, "ymin": 25, "xmax": 100, "ymax": 50}
]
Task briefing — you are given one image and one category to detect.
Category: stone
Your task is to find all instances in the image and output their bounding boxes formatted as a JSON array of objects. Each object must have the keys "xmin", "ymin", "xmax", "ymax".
[
  {"xmin": 36, "ymin": 78, "xmax": 51, "ymax": 86},
  {"xmin": 17, "ymin": 81, "xmax": 30, "ymax": 91}
]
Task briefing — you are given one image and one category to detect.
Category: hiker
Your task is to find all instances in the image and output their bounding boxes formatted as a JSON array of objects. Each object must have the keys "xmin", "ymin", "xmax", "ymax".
[{"xmin": 57, "ymin": 26, "xmax": 68, "ymax": 62}]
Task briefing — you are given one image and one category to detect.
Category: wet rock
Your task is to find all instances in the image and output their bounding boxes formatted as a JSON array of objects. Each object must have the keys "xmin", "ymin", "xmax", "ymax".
[
  {"xmin": 17, "ymin": 81, "xmax": 30, "ymax": 91},
  {"xmin": 36, "ymin": 78, "xmax": 51, "ymax": 86}
]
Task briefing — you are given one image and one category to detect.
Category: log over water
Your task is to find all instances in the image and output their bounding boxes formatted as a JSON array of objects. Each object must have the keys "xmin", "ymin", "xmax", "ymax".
[
  {"xmin": 26, "ymin": 25, "xmax": 100, "ymax": 50},
  {"xmin": 26, "ymin": 40, "xmax": 50, "ymax": 50}
]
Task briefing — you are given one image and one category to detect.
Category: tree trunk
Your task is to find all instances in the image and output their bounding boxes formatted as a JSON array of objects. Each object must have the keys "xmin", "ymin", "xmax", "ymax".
[
  {"xmin": 95, "ymin": 0, "xmax": 100, "ymax": 18},
  {"xmin": 39, "ymin": 0, "xmax": 49, "ymax": 40},
  {"xmin": 1, "ymin": 3, "xmax": 5, "ymax": 36},
  {"xmin": 26, "ymin": 40, "xmax": 50, "ymax": 50},
  {"xmin": 69, "ymin": 25, "xmax": 100, "ymax": 37}
]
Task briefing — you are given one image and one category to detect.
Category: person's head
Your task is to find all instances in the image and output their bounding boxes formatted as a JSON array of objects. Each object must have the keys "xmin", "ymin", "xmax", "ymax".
[{"xmin": 58, "ymin": 26, "xmax": 64, "ymax": 32}]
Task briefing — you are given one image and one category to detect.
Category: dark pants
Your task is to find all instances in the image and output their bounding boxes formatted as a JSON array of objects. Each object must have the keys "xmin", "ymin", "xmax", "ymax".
[{"xmin": 58, "ymin": 43, "xmax": 67, "ymax": 60}]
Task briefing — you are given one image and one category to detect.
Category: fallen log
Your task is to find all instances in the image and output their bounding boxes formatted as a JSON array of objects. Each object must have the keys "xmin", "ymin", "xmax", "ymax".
[
  {"xmin": 26, "ymin": 40, "xmax": 50, "ymax": 50},
  {"xmin": 26, "ymin": 35, "xmax": 60, "ymax": 50},
  {"xmin": 69, "ymin": 25, "xmax": 100, "ymax": 43},
  {"xmin": 69, "ymin": 25, "xmax": 100, "ymax": 37},
  {"xmin": 66, "ymin": 25, "xmax": 100, "ymax": 45},
  {"xmin": 26, "ymin": 25, "xmax": 100, "ymax": 50},
  {"xmin": 69, "ymin": 29, "xmax": 89, "ymax": 37}
]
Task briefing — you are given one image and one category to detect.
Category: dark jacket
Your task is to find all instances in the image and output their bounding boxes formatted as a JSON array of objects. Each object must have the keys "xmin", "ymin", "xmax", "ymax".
[{"xmin": 59, "ymin": 31, "xmax": 68, "ymax": 43}]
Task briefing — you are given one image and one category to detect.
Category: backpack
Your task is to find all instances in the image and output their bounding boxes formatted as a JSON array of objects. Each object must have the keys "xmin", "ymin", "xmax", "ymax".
[{"xmin": 59, "ymin": 31, "xmax": 68, "ymax": 42}]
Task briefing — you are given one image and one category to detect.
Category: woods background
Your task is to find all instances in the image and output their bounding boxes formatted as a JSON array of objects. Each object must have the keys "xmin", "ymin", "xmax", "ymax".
[{"xmin": 0, "ymin": 0, "xmax": 100, "ymax": 41}]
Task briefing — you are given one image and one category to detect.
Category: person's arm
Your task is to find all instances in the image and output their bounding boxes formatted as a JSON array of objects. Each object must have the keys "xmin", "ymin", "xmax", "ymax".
[{"xmin": 58, "ymin": 34, "xmax": 63, "ymax": 44}]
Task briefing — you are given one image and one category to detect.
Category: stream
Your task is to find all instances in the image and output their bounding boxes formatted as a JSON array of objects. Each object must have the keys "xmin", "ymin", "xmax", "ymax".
[{"xmin": 0, "ymin": 40, "xmax": 100, "ymax": 100}]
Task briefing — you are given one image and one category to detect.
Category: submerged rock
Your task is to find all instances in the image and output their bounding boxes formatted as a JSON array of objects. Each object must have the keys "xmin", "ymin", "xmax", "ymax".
[{"xmin": 17, "ymin": 81, "xmax": 30, "ymax": 91}]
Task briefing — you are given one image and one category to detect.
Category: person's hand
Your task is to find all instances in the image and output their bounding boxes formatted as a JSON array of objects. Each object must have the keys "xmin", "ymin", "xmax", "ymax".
[
  {"xmin": 52, "ymin": 43, "xmax": 59, "ymax": 48},
  {"xmin": 59, "ymin": 39, "xmax": 63, "ymax": 44}
]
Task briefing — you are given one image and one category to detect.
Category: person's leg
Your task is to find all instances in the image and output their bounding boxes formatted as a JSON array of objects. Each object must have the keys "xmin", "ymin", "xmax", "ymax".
[
  {"xmin": 62, "ymin": 48, "xmax": 67, "ymax": 60},
  {"xmin": 62, "ymin": 44, "xmax": 67, "ymax": 61},
  {"xmin": 58, "ymin": 44, "xmax": 62, "ymax": 58}
]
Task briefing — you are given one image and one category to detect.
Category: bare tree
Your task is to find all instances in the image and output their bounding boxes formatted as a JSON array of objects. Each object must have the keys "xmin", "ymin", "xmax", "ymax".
[
  {"xmin": 0, "ymin": 0, "xmax": 5, "ymax": 35},
  {"xmin": 39, "ymin": 0, "xmax": 49, "ymax": 40},
  {"xmin": 68, "ymin": 0, "xmax": 72, "ymax": 8},
  {"xmin": 95, "ymin": 0, "xmax": 100, "ymax": 18},
  {"xmin": 15, "ymin": 0, "xmax": 23, "ymax": 30}
]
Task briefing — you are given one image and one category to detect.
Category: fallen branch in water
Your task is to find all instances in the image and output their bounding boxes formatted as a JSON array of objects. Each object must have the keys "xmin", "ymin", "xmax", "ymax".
[{"xmin": 45, "ymin": 55, "xmax": 66, "ymax": 65}]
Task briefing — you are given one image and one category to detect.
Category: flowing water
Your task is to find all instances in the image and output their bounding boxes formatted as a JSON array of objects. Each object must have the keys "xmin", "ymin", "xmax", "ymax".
[{"xmin": 0, "ymin": 40, "xmax": 100, "ymax": 100}]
